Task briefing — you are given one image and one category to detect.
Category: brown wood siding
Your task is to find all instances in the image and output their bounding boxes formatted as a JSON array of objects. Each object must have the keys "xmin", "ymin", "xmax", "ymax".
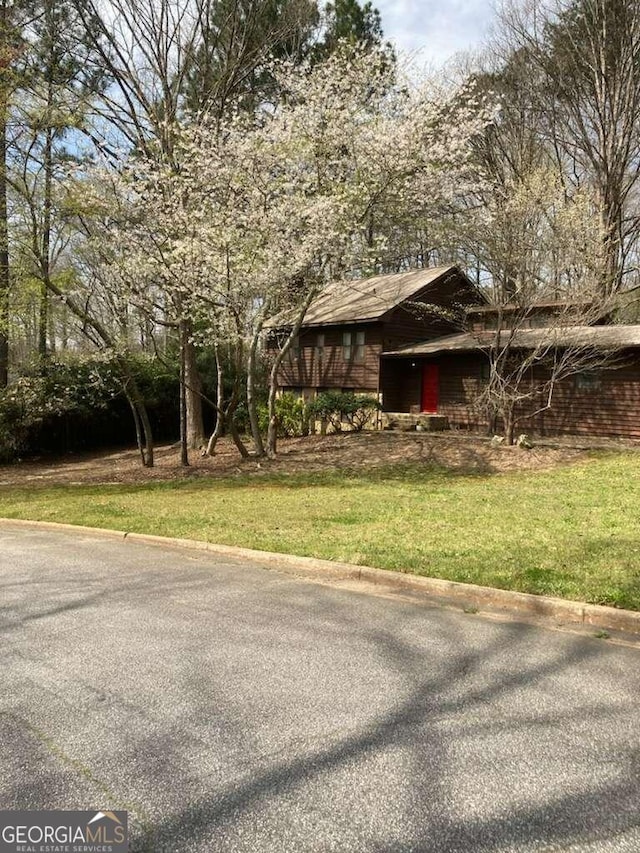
[
  {"xmin": 531, "ymin": 361, "xmax": 640, "ymax": 438},
  {"xmin": 382, "ymin": 354, "xmax": 484, "ymax": 422},
  {"xmin": 382, "ymin": 271, "xmax": 481, "ymax": 350},
  {"xmin": 437, "ymin": 355, "xmax": 487, "ymax": 431},
  {"xmin": 433, "ymin": 353, "xmax": 640, "ymax": 439},
  {"xmin": 382, "ymin": 307, "xmax": 455, "ymax": 350},
  {"xmin": 382, "ymin": 352, "xmax": 640, "ymax": 439},
  {"xmin": 275, "ymin": 323, "xmax": 382, "ymax": 392}
]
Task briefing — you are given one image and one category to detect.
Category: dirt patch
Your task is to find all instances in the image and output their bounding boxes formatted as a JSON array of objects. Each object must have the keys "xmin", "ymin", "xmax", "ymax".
[{"xmin": 1, "ymin": 430, "xmax": 635, "ymax": 487}]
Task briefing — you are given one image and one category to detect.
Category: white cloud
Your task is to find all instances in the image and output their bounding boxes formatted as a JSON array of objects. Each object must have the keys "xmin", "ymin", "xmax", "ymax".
[{"xmin": 375, "ymin": 0, "xmax": 496, "ymax": 66}]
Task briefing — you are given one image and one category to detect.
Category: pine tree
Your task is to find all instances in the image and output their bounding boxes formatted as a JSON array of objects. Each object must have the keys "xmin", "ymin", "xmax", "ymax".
[
  {"xmin": 313, "ymin": 0, "xmax": 390, "ymax": 62},
  {"xmin": 15, "ymin": 0, "xmax": 106, "ymax": 367}
]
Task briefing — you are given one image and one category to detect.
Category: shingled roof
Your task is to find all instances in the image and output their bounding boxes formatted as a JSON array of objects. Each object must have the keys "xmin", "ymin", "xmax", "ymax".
[
  {"xmin": 383, "ymin": 324, "xmax": 640, "ymax": 357},
  {"xmin": 268, "ymin": 266, "xmax": 475, "ymax": 329}
]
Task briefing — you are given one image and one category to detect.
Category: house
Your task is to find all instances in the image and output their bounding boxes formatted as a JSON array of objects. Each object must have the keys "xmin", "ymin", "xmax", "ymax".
[
  {"xmin": 385, "ymin": 324, "xmax": 640, "ymax": 439},
  {"xmin": 269, "ymin": 265, "xmax": 484, "ymax": 409},
  {"xmin": 270, "ymin": 266, "xmax": 640, "ymax": 440}
]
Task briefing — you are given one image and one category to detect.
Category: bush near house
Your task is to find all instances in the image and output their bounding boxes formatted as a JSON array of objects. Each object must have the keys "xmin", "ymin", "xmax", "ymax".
[
  {"xmin": 257, "ymin": 391, "xmax": 380, "ymax": 438},
  {"xmin": 258, "ymin": 392, "xmax": 309, "ymax": 438},
  {"xmin": 307, "ymin": 391, "xmax": 380, "ymax": 432}
]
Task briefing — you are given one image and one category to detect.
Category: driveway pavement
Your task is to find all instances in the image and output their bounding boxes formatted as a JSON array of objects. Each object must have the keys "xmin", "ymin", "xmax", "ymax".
[{"xmin": 1, "ymin": 524, "xmax": 639, "ymax": 852}]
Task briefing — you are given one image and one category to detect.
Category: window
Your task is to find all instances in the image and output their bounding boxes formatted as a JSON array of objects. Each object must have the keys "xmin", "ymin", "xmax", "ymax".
[
  {"xmin": 575, "ymin": 370, "xmax": 602, "ymax": 392},
  {"xmin": 530, "ymin": 313, "xmax": 549, "ymax": 329},
  {"xmin": 288, "ymin": 335, "xmax": 300, "ymax": 362},
  {"xmin": 343, "ymin": 331, "xmax": 352, "ymax": 360},
  {"xmin": 343, "ymin": 330, "xmax": 365, "ymax": 361},
  {"xmin": 316, "ymin": 333, "xmax": 325, "ymax": 361}
]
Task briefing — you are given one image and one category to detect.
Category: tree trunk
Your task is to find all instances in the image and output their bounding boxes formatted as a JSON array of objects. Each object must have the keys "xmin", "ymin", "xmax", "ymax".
[
  {"xmin": 205, "ymin": 344, "xmax": 225, "ymax": 455},
  {"xmin": 266, "ymin": 376, "xmax": 278, "ymax": 458},
  {"xmin": 38, "ymin": 123, "xmax": 54, "ymax": 368},
  {"xmin": 205, "ymin": 413, "xmax": 224, "ymax": 456},
  {"xmin": 123, "ymin": 370, "xmax": 154, "ymax": 467},
  {"xmin": 126, "ymin": 391, "xmax": 145, "ymax": 466},
  {"xmin": 0, "ymin": 32, "xmax": 9, "ymax": 388},
  {"xmin": 223, "ymin": 372, "xmax": 250, "ymax": 459},
  {"xmin": 504, "ymin": 409, "xmax": 516, "ymax": 446},
  {"xmin": 265, "ymin": 289, "xmax": 318, "ymax": 458},
  {"xmin": 247, "ymin": 327, "xmax": 265, "ymax": 457},
  {"xmin": 228, "ymin": 410, "xmax": 250, "ymax": 458},
  {"xmin": 179, "ymin": 320, "xmax": 189, "ymax": 466},
  {"xmin": 135, "ymin": 395, "xmax": 155, "ymax": 468},
  {"xmin": 38, "ymin": 281, "xmax": 48, "ymax": 366},
  {"xmin": 182, "ymin": 320, "xmax": 205, "ymax": 448}
]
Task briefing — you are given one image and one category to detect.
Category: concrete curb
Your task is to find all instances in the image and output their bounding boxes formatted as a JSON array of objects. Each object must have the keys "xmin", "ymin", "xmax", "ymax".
[{"xmin": 3, "ymin": 517, "xmax": 640, "ymax": 638}]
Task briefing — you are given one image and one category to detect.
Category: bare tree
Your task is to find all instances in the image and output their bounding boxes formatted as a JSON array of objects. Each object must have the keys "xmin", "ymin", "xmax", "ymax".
[
  {"xmin": 461, "ymin": 45, "xmax": 552, "ymax": 298},
  {"xmin": 473, "ymin": 300, "xmax": 622, "ymax": 444},
  {"xmin": 447, "ymin": 115, "xmax": 620, "ymax": 444},
  {"xmin": 499, "ymin": 0, "xmax": 640, "ymax": 295}
]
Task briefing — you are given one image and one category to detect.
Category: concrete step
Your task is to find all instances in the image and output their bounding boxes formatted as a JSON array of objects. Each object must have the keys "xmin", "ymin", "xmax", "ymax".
[{"xmin": 383, "ymin": 413, "xmax": 450, "ymax": 432}]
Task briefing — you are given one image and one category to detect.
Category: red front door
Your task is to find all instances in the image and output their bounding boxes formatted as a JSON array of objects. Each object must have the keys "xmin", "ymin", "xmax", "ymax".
[{"xmin": 421, "ymin": 363, "xmax": 439, "ymax": 413}]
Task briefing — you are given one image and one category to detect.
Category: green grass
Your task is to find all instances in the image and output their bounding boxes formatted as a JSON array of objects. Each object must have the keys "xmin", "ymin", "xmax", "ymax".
[{"xmin": 2, "ymin": 452, "xmax": 640, "ymax": 610}]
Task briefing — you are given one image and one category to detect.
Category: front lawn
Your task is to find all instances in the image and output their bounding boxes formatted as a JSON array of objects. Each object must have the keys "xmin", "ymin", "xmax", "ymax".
[{"xmin": 3, "ymin": 451, "xmax": 639, "ymax": 609}]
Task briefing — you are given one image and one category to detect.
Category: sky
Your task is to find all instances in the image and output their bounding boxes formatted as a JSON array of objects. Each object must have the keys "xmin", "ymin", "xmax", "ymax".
[{"xmin": 374, "ymin": 0, "xmax": 497, "ymax": 67}]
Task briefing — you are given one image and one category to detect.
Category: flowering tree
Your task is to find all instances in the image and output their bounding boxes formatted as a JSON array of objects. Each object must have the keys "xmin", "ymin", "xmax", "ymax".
[{"xmin": 80, "ymin": 45, "xmax": 492, "ymax": 459}]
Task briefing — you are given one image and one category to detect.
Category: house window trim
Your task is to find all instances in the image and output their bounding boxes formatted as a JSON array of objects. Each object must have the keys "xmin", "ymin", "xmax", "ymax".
[
  {"xmin": 343, "ymin": 329, "xmax": 365, "ymax": 362},
  {"xmin": 288, "ymin": 334, "xmax": 300, "ymax": 363},
  {"xmin": 342, "ymin": 331, "xmax": 352, "ymax": 361},
  {"xmin": 575, "ymin": 369, "xmax": 602, "ymax": 392}
]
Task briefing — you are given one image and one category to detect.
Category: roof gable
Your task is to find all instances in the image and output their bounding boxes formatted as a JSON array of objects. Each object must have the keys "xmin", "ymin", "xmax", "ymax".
[{"xmin": 283, "ymin": 266, "xmax": 481, "ymax": 329}]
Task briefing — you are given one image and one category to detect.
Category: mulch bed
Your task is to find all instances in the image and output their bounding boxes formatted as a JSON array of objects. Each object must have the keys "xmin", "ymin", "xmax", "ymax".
[{"xmin": 1, "ymin": 430, "xmax": 636, "ymax": 487}]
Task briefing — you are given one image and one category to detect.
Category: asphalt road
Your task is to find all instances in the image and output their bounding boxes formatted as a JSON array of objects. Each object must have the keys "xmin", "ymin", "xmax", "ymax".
[{"xmin": 1, "ymin": 524, "xmax": 639, "ymax": 853}]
